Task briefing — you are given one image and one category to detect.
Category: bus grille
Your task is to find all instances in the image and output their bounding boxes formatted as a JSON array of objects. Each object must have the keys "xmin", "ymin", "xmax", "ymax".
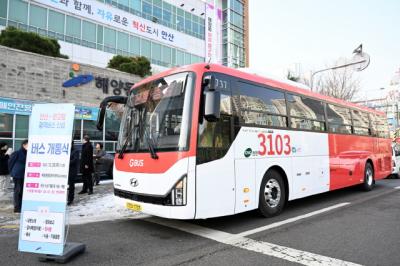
[{"xmin": 114, "ymin": 188, "xmax": 172, "ymax": 205}]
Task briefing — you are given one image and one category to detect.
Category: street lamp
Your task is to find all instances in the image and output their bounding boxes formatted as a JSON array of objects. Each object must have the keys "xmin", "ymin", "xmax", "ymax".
[{"xmin": 310, "ymin": 44, "xmax": 370, "ymax": 91}]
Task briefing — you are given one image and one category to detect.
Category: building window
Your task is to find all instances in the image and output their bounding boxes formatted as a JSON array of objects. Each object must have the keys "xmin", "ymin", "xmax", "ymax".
[
  {"xmin": 74, "ymin": 120, "xmax": 82, "ymax": 140},
  {"xmin": 29, "ymin": 5, "xmax": 47, "ymax": 30},
  {"xmin": 48, "ymin": 10, "xmax": 65, "ymax": 34},
  {"xmin": 184, "ymin": 52, "xmax": 191, "ymax": 65},
  {"xmin": 9, "ymin": 0, "xmax": 28, "ymax": 24},
  {"xmin": 83, "ymin": 120, "xmax": 103, "ymax": 140},
  {"xmin": 15, "ymin": 115, "xmax": 29, "ymax": 138},
  {"xmin": 82, "ymin": 20, "xmax": 96, "ymax": 44},
  {"xmin": 140, "ymin": 38, "xmax": 151, "ymax": 58},
  {"xmin": 162, "ymin": 46, "xmax": 171, "ymax": 65},
  {"xmin": 104, "ymin": 27, "xmax": 116, "ymax": 51},
  {"xmin": 105, "ymin": 110, "xmax": 122, "ymax": 141},
  {"xmin": 117, "ymin": 31, "xmax": 129, "ymax": 52},
  {"xmin": 97, "ymin": 25, "xmax": 104, "ymax": 44},
  {"xmin": 176, "ymin": 50, "xmax": 184, "ymax": 66},
  {"xmin": 0, "ymin": 113, "xmax": 13, "ymax": 139},
  {"xmin": 142, "ymin": 1, "xmax": 152, "ymax": 15},
  {"xmin": 129, "ymin": 35, "xmax": 140, "ymax": 55},
  {"xmin": 66, "ymin": 15, "xmax": 81, "ymax": 38},
  {"xmin": 0, "ymin": 0, "xmax": 7, "ymax": 19},
  {"xmin": 151, "ymin": 42, "xmax": 161, "ymax": 63}
]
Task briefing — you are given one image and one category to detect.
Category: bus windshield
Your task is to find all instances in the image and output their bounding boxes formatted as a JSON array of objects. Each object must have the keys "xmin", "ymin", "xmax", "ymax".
[{"xmin": 117, "ymin": 72, "xmax": 194, "ymax": 154}]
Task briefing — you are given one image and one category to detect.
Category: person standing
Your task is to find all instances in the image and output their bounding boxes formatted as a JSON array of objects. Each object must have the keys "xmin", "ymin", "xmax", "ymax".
[
  {"xmin": 0, "ymin": 143, "xmax": 12, "ymax": 198},
  {"xmin": 67, "ymin": 142, "xmax": 80, "ymax": 205},
  {"xmin": 93, "ymin": 142, "xmax": 106, "ymax": 185},
  {"xmin": 8, "ymin": 140, "xmax": 28, "ymax": 213},
  {"xmin": 78, "ymin": 135, "xmax": 94, "ymax": 195}
]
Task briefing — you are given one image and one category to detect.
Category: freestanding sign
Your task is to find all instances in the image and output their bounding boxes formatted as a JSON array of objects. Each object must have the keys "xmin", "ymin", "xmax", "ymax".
[{"xmin": 18, "ymin": 104, "xmax": 75, "ymax": 255}]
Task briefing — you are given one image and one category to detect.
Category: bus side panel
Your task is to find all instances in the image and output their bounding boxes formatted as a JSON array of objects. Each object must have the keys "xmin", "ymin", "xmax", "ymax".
[
  {"xmin": 234, "ymin": 127, "xmax": 330, "ymax": 205},
  {"xmin": 195, "ymin": 149, "xmax": 236, "ymax": 219},
  {"xmin": 376, "ymin": 138, "xmax": 392, "ymax": 180},
  {"xmin": 329, "ymin": 134, "xmax": 376, "ymax": 190}
]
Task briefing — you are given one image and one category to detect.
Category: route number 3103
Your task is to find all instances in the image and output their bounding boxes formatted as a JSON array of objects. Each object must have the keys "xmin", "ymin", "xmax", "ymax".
[{"xmin": 258, "ymin": 133, "xmax": 291, "ymax": 156}]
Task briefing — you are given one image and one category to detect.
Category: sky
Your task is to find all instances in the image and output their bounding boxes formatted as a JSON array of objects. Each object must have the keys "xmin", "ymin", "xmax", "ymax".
[{"xmin": 249, "ymin": 0, "xmax": 400, "ymax": 100}]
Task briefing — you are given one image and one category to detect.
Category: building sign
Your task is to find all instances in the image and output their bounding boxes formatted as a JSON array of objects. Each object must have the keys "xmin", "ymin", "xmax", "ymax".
[
  {"xmin": 34, "ymin": 0, "xmax": 204, "ymax": 57},
  {"xmin": 0, "ymin": 97, "xmax": 99, "ymax": 120},
  {"xmin": 205, "ymin": 3, "xmax": 223, "ymax": 64},
  {"xmin": 18, "ymin": 104, "xmax": 75, "ymax": 255},
  {"xmin": 75, "ymin": 105, "xmax": 99, "ymax": 120},
  {"xmin": 0, "ymin": 98, "xmax": 32, "ymax": 115},
  {"xmin": 95, "ymin": 77, "xmax": 133, "ymax": 95}
]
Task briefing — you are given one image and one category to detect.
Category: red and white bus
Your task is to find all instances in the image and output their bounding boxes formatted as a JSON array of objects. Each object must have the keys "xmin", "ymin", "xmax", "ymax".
[{"xmin": 97, "ymin": 63, "xmax": 391, "ymax": 219}]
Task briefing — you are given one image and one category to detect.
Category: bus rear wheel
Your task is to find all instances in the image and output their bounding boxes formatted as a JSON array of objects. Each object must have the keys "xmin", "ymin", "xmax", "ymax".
[
  {"xmin": 362, "ymin": 162, "xmax": 374, "ymax": 191},
  {"xmin": 258, "ymin": 170, "xmax": 286, "ymax": 218}
]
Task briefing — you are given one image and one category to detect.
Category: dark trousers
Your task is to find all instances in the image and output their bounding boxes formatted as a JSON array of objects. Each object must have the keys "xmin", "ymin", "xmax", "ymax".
[
  {"xmin": 68, "ymin": 178, "xmax": 75, "ymax": 203},
  {"xmin": 13, "ymin": 178, "xmax": 24, "ymax": 211},
  {"xmin": 81, "ymin": 174, "xmax": 93, "ymax": 193}
]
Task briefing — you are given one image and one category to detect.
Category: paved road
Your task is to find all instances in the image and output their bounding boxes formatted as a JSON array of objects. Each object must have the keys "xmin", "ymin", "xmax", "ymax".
[{"xmin": 0, "ymin": 178, "xmax": 399, "ymax": 265}]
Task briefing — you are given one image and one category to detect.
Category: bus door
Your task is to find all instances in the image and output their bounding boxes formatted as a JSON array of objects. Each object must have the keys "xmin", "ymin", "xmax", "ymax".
[{"xmin": 195, "ymin": 74, "xmax": 236, "ymax": 218}]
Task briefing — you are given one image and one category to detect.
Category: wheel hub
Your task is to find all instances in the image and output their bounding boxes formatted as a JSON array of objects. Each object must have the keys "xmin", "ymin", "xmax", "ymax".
[{"xmin": 264, "ymin": 178, "xmax": 281, "ymax": 208}]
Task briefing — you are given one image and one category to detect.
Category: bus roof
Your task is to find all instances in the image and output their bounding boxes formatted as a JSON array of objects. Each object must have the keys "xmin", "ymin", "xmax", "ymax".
[{"xmin": 131, "ymin": 63, "xmax": 386, "ymax": 117}]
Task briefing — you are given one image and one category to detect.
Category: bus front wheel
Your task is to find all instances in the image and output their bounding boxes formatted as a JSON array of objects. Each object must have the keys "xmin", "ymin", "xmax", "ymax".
[
  {"xmin": 258, "ymin": 170, "xmax": 286, "ymax": 218},
  {"xmin": 362, "ymin": 162, "xmax": 374, "ymax": 191}
]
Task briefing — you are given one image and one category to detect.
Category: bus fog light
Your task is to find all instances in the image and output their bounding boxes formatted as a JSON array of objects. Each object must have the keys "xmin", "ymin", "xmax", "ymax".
[{"xmin": 172, "ymin": 176, "xmax": 187, "ymax": 206}]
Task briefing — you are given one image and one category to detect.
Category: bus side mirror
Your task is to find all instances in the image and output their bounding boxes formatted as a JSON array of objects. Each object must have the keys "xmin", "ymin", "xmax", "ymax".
[
  {"xmin": 204, "ymin": 75, "xmax": 220, "ymax": 122},
  {"xmin": 97, "ymin": 96, "xmax": 127, "ymax": 130}
]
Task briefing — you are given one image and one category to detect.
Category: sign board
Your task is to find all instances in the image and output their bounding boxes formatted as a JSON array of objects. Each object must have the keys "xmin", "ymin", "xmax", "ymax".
[
  {"xmin": 205, "ymin": 3, "xmax": 223, "ymax": 64},
  {"xmin": 0, "ymin": 97, "xmax": 99, "ymax": 121},
  {"xmin": 18, "ymin": 104, "xmax": 75, "ymax": 255},
  {"xmin": 33, "ymin": 0, "xmax": 204, "ymax": 57}
]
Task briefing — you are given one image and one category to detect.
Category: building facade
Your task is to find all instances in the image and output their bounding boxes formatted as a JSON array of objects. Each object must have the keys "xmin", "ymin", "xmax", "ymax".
[
  {"xmin": 0, "ymin": 0, "xmax": 249, "ymax": 70},
  {"xmin": 0, "ymin": 45, "xmax": 140, "ymax": 151}
]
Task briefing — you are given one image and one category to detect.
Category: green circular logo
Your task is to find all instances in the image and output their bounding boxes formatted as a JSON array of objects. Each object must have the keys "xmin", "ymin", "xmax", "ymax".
[{"xmin": 244, "ymin": 148, "xmax": 252, "ymax": 158}]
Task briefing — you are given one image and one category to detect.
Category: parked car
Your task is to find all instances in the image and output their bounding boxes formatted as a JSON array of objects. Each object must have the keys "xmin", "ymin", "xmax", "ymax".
[
  {"xmin": 73, "ymin": 143, "xmax": 114, "ymax": 183},
  {"xmin": 390, "ymin": 143, "xmax": 400, "ymax": 178}
]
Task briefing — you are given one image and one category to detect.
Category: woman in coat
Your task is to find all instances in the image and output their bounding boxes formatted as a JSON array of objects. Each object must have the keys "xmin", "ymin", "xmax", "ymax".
[
  {"xmin": 78, "ymin": 135, "xmax": 94, "ymax": 195},
  {"xmin": 8, "ymin": 140, "xmax": 28, "ymax": 213}
]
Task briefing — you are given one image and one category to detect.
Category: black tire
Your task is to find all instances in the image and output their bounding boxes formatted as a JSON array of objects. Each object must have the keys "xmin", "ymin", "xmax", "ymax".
[
  {"xmin": 362, "ymin": 162, "xmax": 374, "ymax": 191},
  {"xmin": 258, "ymin": 169, "xmax": 286, "ymax": 217}
]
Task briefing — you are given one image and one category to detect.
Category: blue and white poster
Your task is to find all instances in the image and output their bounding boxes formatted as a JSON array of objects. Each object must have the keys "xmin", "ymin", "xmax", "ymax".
[{"xmin": 18, "ymin": 104, "xmax": 75, "ymax": 255}]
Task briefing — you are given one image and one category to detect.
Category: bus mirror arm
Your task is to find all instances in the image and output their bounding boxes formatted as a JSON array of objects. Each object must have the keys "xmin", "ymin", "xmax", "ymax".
[
  {"xmin": 202, "ymin": 74, "xmax": 220, "ymax": 122},
  {"xmin": 96, "ymin": 96, "xmax": 127, "ymax": 131}
]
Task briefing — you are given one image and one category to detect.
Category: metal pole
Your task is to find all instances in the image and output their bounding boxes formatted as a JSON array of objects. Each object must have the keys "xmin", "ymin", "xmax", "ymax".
[{"xmin": 310, "ymin": 59, "xmax": 367, "ymax": 91}]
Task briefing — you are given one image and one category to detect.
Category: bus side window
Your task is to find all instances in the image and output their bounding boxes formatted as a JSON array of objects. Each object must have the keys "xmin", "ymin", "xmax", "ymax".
[
  {"xmin": 236, "ymin": 81, "xmax": 287, "ymax": 128},
  {"xmin": 197, "ymin": 74, "xmax": 233, "ymax": 165},
  {"xmin": 326, "ymin": 104, "xmax": 352, "ymax": 134}
]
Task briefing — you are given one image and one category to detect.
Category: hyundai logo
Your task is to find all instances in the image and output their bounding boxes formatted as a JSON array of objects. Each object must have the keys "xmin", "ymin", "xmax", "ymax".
[{"xmin": 130, "ymin": 178, "xmax": 139, "ymax": 187}]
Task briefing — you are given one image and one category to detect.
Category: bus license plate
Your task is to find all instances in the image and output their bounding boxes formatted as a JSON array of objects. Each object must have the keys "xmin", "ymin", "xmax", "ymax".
[{"xmin": 126, "ymin": 202, "xmax": 142, "ymax": 212}]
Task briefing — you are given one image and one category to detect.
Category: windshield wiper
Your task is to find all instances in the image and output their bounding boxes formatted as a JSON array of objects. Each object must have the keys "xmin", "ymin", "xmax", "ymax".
[
  {"xmin": 143, "ymin": 127, "xmax": 158, "ymax": 159},
  {"xmin": 118, "ymin": 109, "xmax": 138, "ymax": 159}
]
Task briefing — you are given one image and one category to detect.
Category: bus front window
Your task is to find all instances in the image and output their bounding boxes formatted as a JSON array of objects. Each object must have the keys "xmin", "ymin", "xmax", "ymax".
[{"xmin": 117, "ymin": 72, "xmax": 194, "ymax": 154}]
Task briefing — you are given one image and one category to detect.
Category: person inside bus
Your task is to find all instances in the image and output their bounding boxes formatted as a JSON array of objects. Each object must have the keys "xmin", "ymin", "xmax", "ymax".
[{"xmin": 78, "ymin": 135, "xmax": 94, "ymax": 195}]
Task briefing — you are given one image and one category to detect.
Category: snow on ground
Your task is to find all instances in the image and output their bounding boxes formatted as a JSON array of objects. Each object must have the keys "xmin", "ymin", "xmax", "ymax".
[
  {"xmin": 67, "ymin": 192, "xmax": 146, "ymax": 225},
  {"xmin": 0, "ymin": 182, "xmax": 147, "ymax": 226}
]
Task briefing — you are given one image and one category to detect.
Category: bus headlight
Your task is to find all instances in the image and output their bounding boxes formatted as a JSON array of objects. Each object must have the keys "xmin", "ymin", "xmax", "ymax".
[{"xmin": 171, "ymin": 176, "xmax": 187, "ymax": 206}]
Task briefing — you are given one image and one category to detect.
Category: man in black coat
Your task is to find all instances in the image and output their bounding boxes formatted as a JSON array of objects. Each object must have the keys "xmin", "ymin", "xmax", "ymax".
[
  {"xmin": 68, "ymin": 143, "xmax": 80, "ymax": 205},
  {"xmin": 78, "ymin": 135, "xmax": 94, "ymax": 195},
  {"xmin": 8, "ymin": 140, "xmax": 28, "ymax": 213}
]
